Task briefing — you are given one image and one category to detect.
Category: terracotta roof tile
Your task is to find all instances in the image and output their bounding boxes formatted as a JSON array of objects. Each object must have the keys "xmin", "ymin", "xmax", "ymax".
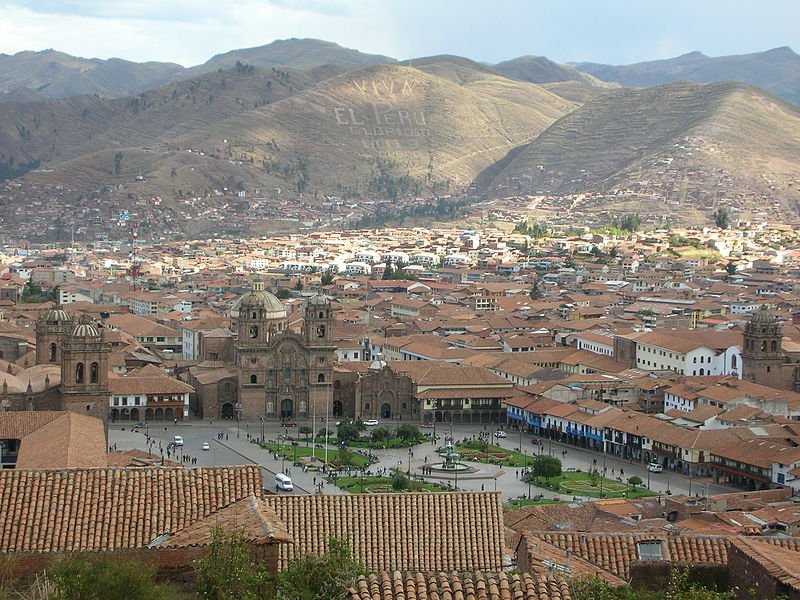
[
  {"xmin": 265, "ymin": 492, "xmax": 504, "ymax": 572},
  {"xmin": 0, "ymin": 465, "xmax": 262, "ymax": 553}
]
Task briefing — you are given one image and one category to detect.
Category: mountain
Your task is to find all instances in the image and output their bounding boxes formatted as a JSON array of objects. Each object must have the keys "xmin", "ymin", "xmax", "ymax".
[
  {"xmin": 0, "ymin": 49, "xmax": 183, "ymax": 99},
  {"xmin": 485, "ymin": 81, "xmax": 800, "ymax": 217},
  {"xmin": 11, "ymin": 58, "xmax": 575, "ymax": 214},
  {"xmin": 574, "ymin": 47, "xmax": 800, "ymax": 105},
  {"xmin": 169, "ymin": 58, "xmax": 574, "ymax": 201},
  {"xmin": 0, "ymin": 63, "xmax": 343, "ymax": 181},
  {"xmin": 186, "ymin": 38, "xmax": 395, "ymax": 75},
  {"xmin": 493, "ymin": 55, "xmax": 614, "ymax": 88}
]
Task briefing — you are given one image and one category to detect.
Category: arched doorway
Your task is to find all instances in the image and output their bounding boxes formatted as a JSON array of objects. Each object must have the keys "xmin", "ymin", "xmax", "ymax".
[
  {"xmin": 130, "ymin": 408, "xmax": 140, "ymax": 421},
  {"xmin": 165, "ymin": 407, "xmax": 174, "ymax": 421},
  {"xmin": 281, "ymin": 398, "xmax": 293, "ymax": 419},
  {"xmin": 121, "ymin": 408, "xmax": 130, "ymax": 421},
  {"xmin": 221, "ymin": 402, "xmax": 234, "ymax": 419},
  {"xmin": 155, "ymin": 407, "xmax": 164, "ymax": 420},
  {"xmin": 435, "ymin": 410, "xmax": 443, "ymax": 423},
  {"xmin": 145, "ymin": 408, "xmax": 154, "ymax": 421},
  {"xmin": 381, "ymin": 403, "xmax": 392, "ymax": 419},
  {"xmin": 332, "ymin": 400, "xmax": 343, "ymax": 417},
  {"xmin": 111, "ymin": 409, "xmax": 120, "ymax": 422}
]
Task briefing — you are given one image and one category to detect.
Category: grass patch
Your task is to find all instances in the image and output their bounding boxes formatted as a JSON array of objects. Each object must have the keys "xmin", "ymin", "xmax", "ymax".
[
  {"xmin": 455, "ymin": 441, "xmax": 541, "ymax": 468},
  {"xmin": 504, "ymin": 498, "xmax": 564, "ymax": 510},
  {"xmin": 258, "ymin": 442, "xmax": 370, "ymax": 468},
  {"xmin": 335, "ymin": 475, "xmax": 452, "ymax": 494},
  {"xmin": 527, "ymin": 470, "xmax": 657, "ymax": 499}
]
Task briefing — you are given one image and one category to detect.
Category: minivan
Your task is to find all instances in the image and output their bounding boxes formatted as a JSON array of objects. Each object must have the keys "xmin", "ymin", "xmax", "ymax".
[{"xmin": 275, "ymin": 473, "xmax": 293, "ymax": 491}]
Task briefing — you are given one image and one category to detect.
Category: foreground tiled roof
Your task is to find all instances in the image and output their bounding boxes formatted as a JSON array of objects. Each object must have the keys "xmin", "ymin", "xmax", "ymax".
[
  {"xmin": 0, "ymin": 411, "xmax": 64, "ymax": 439},
  {"xmin": 0, "ymin": 465, "xmax": 262, "ymax": 553},
  {"xmin": 532, "ymin": 532, "xmax": 729, "ymax": 581},
  {"xmin": 730, "ymin": 537, "xmax": 800, "ymax": 592},
  {"xmin": 265, "ymin": 492, "xmax": 504, "ymax": 572},
  {"xmin": 161, "ymin": 495, "xmax": 292, "ymax": 547},
  {"xmin": 348, "ymin": 571, "xmax": 572, "ymax": 600},
  {"xmin": 15, "ymin": 412, "xmax": 107, "ymax": 469}
]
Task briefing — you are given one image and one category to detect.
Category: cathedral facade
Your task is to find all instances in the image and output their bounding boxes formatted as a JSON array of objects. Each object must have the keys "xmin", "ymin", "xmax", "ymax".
[
  {"xmin": 224, "ymin": 287, "xmax": 335, "ymax": 421},
  {"xmin": 741, "ymin": 306, "xmax": 800, "ymax": 391}
]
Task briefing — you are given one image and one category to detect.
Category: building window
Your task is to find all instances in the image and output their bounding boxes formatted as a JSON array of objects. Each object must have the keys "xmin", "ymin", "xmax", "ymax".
[
  {"xmin": 636, "ymin": 541, "xmax": 663, "ymax": 561},
  {"xmin": 249, "ymin": 326, "xmax": 259, "ymax": 339},
  {"xmin": 75, "ymin": 362, "xmax": 84, "ymax": 384},
  {"xmin": 284, "ymin": 367, "xmax": 291, "ymax": 380},
  {"xmin": 250, "ymin": 374, "xmax": 258, "ymax": 384},
  {"xmin": 49, "ymin": 343, "xmax": 57, "ymax": 362},
  {"xmin": 90, "ymin": 362, "xmax": 99, "ymax": 384},
  {"xmin": 318, "ymin": 373, "xmax": 325, "ymax": 383}
]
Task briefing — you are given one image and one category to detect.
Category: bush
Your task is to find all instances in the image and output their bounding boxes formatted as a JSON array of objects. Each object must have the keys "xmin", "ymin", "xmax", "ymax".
[
  {"xmin": 194, "ymin": 528, "xmax": 274, "ymax": 600},
  {"xmin": 50, "ymin": 557, "xmax": 168, "ymax": 600},
  {"xmin": 276, "ymin": 536, "xmax": 366, "ymax": 600}
]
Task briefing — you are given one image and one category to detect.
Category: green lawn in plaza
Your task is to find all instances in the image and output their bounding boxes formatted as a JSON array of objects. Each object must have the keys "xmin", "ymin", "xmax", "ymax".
[
  {"xmin": 455, "ymin": 440, "xmax": 542, "ymax": 468},
  {"xmin": 335, "ymin": 475, "xmax": 453, "ymax": 494},
  {"xmin": 504, "ymin": 498, "xmax": 564, "ymax": 510},
  {"xmin": 527, "ymin": 470, "xmax": 657, "ymax": 500},
  {"xmin": 258, "ymin": 441, "xmax": 370, "ymax": 468}
]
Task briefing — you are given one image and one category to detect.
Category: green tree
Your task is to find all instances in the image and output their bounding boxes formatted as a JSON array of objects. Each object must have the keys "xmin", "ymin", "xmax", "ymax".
[
  {"xmin": 336, "ymin": 421, "xmax": 361, "ymax": 445},
  {"xmin": 531, "ymin": 455, "xmax": 562, "ymax": 481},
  {"xmin": 50, "ymin": 557, "xmax": 168, "ymax": 600},
  {"xmin": 336, "ymin": 446, "xmax": 357, "ymax": 471},
  {"xmin": 113, "ymin": 152, "xmax": 123, "ymax": 175},
  {"xmin": 299, "ymin": 425, "xmax": 313, "ymax": 446},
  {"xmin": 294, "ymin": 280, "xmax": 304, "ymax": 291},
  {"xmin": 714, "ymin": 207, "xmax": 730, "ymax": 229},
  {"xmin": 382, "ymin": 263, "xmax": 394, "ymax": 280},
  {"xmin": 370, "ymin": 425, "xmax": 393, "ymax": 442},
  {"xmin": 194, "ymin": 528, "xmax": 274, "ymax": 600},
  {"xmin": 396, "ymin": 424, "xmax": 422, "ymax": 443},
  {"xmin": 276, "ymin": 289, "xmax": 291, "ymax": 299},
  {"xmin": 320, "ymin": 272, "xmax": 335, "ymax": 286},
  {"xmin": 276, "ymin": 536, "xmax": 366, "ymax": 600},
  {"xmin": 725, "ymin": 261, "xmax": 737, "ymax": 277},
  {"xmin": 628, "ymin": 475, "xmax": 643, "ymax": 488}
]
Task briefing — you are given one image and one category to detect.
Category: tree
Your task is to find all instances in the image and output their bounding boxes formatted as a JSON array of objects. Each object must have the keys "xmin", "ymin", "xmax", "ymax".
[
  {"xmin": 276, "ymin": 536, "xmax": 366, "ymax": 600},
  {"xmin": 396, "ymin": 424, "xmax": 422, "ymax": 443},
  {"xmin": 294, "ymin": 280, "xmax": 304, "ymax": 291},
  {"xmin": 194, "ymin": 528, "xmax": 274, "ymax": 600},
  {"xmin": 370, "ymin": 425, "xmax": 393, "ymax": 442},
  {"xmin": 113, "ymin": 152, "xmax": 123, "ymax": 175},
  {"xmin": 725, "ymin": 261, "xmax": 737, "ymax": 278},
  {"xmin": 336, "ymin": 421, "xmax": 360, "ymax": 445},
  {"xmin": 336, "ymin": 446, "xmax": 357, "ymax": 471},
  {"xmin": 628, "ymin": 475, "xmax": 643, "ymax": 488},
  {"xmin": 276, "ymin": 289, "xmax": 291, "ymax": 299},
  {"xmin": 382, "ymin": 263, "xmax": 394, "ymax": 280},
  {"xmin": 529, "ymin": 278, "xmax": 542, "ymax": 300},
  {"xmin": 50, "ymin": 557, "xmax": 169, "ymax": 600},
  {"xmin": 299, "ymin": 425, "xmax": 313, "ymax": 446},
  {"xmin": 616, "ymin": 213, "xmax": 642, "ymax": 233},
  {"xmin": 573, "ymin": 568, "xmax": 734, "ymax": 600},
  {"xmin": 532, "ymin": 455, "xmax": 562, "ymax": 481},
  {"xmin": 714, "ymin": 207, "xmax": 730, "ymax": 229},
  {"xmin": 320, "ymin": 272, "xmax": 335, "ymax": 286}
]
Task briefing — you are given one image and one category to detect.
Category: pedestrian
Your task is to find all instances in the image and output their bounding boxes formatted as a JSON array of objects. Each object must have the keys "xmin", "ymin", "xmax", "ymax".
[
  {"xmin": 313, "ymin": 477, "xmax": 317, "ymax": 486},
  {"xmin": 225, "ymin": 434, "xmax": 228, "ymax": 441}
]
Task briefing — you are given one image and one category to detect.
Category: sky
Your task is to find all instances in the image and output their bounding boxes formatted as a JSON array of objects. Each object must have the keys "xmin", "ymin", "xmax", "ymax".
[{"xmin": 1, "ymin": 0, "xmax": 799, "ymax": 67}]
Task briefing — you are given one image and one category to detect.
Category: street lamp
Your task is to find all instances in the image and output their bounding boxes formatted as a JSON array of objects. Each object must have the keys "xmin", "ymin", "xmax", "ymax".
[
  {"xmin": 235, "ymin": 403, "xmax": 242, "ymax": 438},
  {"xmin": 407, "ymin": 447, "xmax": 412, "ymax": 475},
  {"xmin": 260, "ymin": 416, "xmax": 265, "ymax": 444}
]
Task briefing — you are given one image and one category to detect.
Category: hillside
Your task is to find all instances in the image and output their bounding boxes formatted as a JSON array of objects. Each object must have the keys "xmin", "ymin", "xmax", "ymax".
[
  {"xmin": 0, "ymin": 64, "xmax": 342, "ymax": 181},
  {"xmin": 0, "ymin": 49, "xmax": 183, "ymax": 99},
  {"xmin": 166, "ymin": 59, "xmax": 575, "ymax": 201},
  {"xmin": 185, "ymin": 38, "xmax": 396, "ymax": 75},
  {"xmin": 494, "ymin": 55, "xmax": 614, "ymax": 89},
  {"xmin": 485, "ymin": 81, "xmax": 800, "ymax": 217},
  {"xmin": 575, "ymin": 47, "xmax": 800, "ymax": 105}
]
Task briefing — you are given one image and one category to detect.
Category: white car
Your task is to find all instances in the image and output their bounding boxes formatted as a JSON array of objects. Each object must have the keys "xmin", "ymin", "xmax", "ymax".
[
  {"xmin": 647, "ymin": 463, "xmax": 663, "ymax": 473},
  {"xmin": 201, "ymin": 442, "xmax": 210, "ymax": 451},
  {"xmin": 494, "ymin": 430, "xmax": 507, "ymax": 438},
  {"xmin": 363, "ymin": 419, "xmax": 379, "ymax": 426},
  {"xmin": 173, "ymin": 435, "xmax": 184, "ymax": 447}
]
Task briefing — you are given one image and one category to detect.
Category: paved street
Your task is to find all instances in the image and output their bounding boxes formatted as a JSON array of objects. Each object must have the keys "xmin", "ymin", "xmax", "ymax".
[{"xmin": 109, "ymin": 418, "xmax": 739, "ymax": 501}]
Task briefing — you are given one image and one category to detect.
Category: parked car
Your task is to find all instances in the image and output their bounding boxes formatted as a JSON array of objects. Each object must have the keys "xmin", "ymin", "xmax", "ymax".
[
  {"xmin": 647, "ymin": 462, "xmax": 663, "ymax": 473},
  {"xmin": 494, "ymin": 430, "xmax": 507, "ymax": 438},
  {"xmin": 201, "ymin": 442, "xmax": 210, "ymax": 451},
  {"xmin": 530, "ymin": 438, "xmax": 542, "ymax": 445},
  {"xmin": 364, "ymin": 419, "xmax": 379, "ymax": 426},
  {"xmin": 173, "ymin": 435, "xmax": 184, "ymax": 447},
  {"xmin": 421, "ymin": 423, "xmax": 433, "ymax": 429}
]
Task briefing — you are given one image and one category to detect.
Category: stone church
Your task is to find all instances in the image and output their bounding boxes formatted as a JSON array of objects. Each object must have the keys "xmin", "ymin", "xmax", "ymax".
[
  {"xmin": 0, "ymin": 308, "xmax": 111, "ymax": 420},
  {"xmin": 191, "ymin": 287, "xmax": 336, "ymax": 422},
  {"xmin": 741, "ymin": 305, "xmax": 800, "ymax": 391}
]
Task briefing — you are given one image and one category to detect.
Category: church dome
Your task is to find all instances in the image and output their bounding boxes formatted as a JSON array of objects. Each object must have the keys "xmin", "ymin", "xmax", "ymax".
[
  {"xmin": 45, "ymin": 308, "xmax": 71, "ymax": 323},
  {"xmin": 72, "ymin": 322, "xmax": 100, "ymax": 338},
  {"xmin": 751, "ymin": 306, "xmax": 777, "ymax": 325},
  {"xmin": 230, "ymin": 290, "xmax": 287, "ymax": 320}
]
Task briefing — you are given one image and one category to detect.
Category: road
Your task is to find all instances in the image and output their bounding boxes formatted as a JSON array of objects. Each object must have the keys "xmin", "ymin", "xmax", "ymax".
[{"xmin": 109, "ymin": 419, "xmax": 738, "ymax": 501}]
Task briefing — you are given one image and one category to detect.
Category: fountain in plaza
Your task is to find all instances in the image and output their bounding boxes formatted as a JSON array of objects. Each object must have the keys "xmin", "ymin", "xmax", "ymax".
[{"xmin": 429, "ymin": 436, "xmax": 472, "ymax": 473}]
